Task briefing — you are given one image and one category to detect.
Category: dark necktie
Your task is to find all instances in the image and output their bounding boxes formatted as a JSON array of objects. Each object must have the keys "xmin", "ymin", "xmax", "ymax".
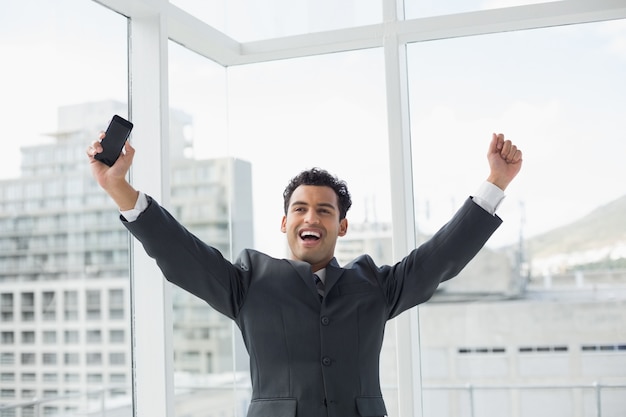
[{"xmin": 314, "ymin": 274, "xmax": 325, "ymax": 301}]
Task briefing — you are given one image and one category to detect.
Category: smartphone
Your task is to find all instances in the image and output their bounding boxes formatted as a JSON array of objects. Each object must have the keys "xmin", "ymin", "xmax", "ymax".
[{"xmin": 94, "ymin": 115, "xmax": 134, "ymax": 167}]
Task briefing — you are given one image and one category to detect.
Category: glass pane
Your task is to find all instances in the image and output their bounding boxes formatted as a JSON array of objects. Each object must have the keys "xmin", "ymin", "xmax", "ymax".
[
  {"xmin": 170, "ymin": 0, "xmax": 382, "ymax": 42},
  {"xmin": 0, "ymin": 0, "xmax": 131, "ymax": 415},
  {"xmin": 167, "ymin": 41, "xmax": 250, "ymax": 416},
  {"xmin": 405, "ymin": 0, "xmax": 560, "ymax": 19},
  {"xmin": 227, "ymin": 49, "xmax": 398, "ymax": 414},
  {"xmin": 227, "ymin": 50, "xmax": 391, "ymax": 259},
  {"xmin": 408, "ymin": 20, "xmax": 626, "ymax": 416},
  {"xmin": 167, "ymin": 45, "xmax": 398, "ymax": 415}
]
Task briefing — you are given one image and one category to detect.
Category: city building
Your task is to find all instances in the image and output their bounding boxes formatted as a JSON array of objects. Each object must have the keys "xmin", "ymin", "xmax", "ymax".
[
  {"xmin": 337, "ymin": 215, "xmax": 626, "ymax": 417},
  {"xmin": 0, "ymin": 101, "xmax": 253, "ymax": 417}
]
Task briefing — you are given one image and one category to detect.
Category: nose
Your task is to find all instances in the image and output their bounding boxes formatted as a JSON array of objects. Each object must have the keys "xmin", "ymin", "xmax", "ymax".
[{"xmin": 304, "ymin": 211, "xmax": 320, "ymax": 224}]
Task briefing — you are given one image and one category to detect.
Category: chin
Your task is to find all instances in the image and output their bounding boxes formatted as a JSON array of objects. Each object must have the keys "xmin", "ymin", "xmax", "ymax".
[{"xmin": 298, "ymin": 254, "xmax": 320, "ymax": 266}]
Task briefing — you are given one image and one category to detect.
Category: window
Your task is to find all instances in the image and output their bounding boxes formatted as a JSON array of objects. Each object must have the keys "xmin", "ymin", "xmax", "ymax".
[
  {"xmin": 230, "ymin": 47, "xmax": 396, "ymax": 413},
  {"xmin": 110, "ymin": 373, "xmax": 126, "ymax": 383},
  {"xmin": 1, "ymin": 389, "xmax": 16, "ymax": 399},
  {"xmin": 42, "ymin": 373, "xmax": 57, "ymax": 383},
  {"xmin": 64, "ymin": 330, "xmax": 79, "ymax": 344},
  {"xmin": 109, "ymin": 352, "xmax": 126, "ymax": 366},
  {"xmin": 63, "ymin": 291, "xmax": 79, "ymax": 321},
  {"xmin": 21, "ymin": 373, "xmax": 36, "ymax": 382},
  {"xmin": 409, "ymin": 20, "xmax": 626, "ymax": 415},
  {"xmin": 42, "ymin": 291, "xmax": 56, "ymax": 321},
  {"xmin": 21, "ymin": 292, "xmax": 35, "ymax": 321},
  {"xmin": 168, "ymin": 41, "xmax": 243, "ymax": 410},
  {"xmin": 21, "ymin": 353, "xmax": 36, "ymax": 365},
  {"xmin": 86, "ymin": 352, "xmax": 102, "ymax": 365},
  {"xmin": 42, "ymin": 353, "xmax": 57, "ymax": 365},
  {"xmin": 108, "ymin": 289, "xmax": 125, "ymax": 319},
  {"xmin": 42, "ymin": 331, "xmax": 57, "ymax": 344},
  {"xmin": 109, "ymin": 329, "xmax": 125, "ymax": 344},
  {"xmin": 86, "ymin": 290, "xmax": 101, "ymax": 320},
  {"xmin": 86, "ymin": 373, "xmax": 103, "ymax": 384},
  {"xmin": 42, "ymin": 406, "xmax": 58, "ymax": 416},
  {"xmin": 86, "ymin": 330, "xmax": 102, "ymax": 343},
  {"xmin": 22, "ymin": 406, "xmax": 35, "ymax": 417},
  {"xmin": 1, "ymin": 331, "xmax": 14, "ymax": 344},
  {"xmin": 0, "ymin": 373, "xmax": 15, "ymax": 382},
  {"xmin": 64, "ymin": 373, "xmax": 80, "ymax": 383},
  {"xmin": 64, "ymin": 353, "xmax": 80, "ymax": 366},
  {"xmin": 0, "ymin": 408, "xmax": 15, "ymax": 417},
  {"xmin": 43, "ymin": 389, "xmax": 58, "ymax": 398},
  {"xmin": 0, "ymin": 2, "xmax": 131, "ymax": 415},
  {"xmin": 0, "ymin": 293, "xmax": 13, "ymax": 321},
  {"xmin": 21, "ymin": 331, "xmax": 35, "ymax": 344}
]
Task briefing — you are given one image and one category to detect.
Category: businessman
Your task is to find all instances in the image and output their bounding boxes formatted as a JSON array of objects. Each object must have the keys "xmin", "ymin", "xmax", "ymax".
[{"xmin": 87, "ymin": 132, "xmax": 522, "ymax": 417}]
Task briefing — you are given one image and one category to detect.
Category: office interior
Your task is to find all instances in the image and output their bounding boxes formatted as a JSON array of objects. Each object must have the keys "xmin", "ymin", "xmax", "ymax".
[{"xmin": 1, "ymin": 1, "xmax": 625, "ymax": 416}]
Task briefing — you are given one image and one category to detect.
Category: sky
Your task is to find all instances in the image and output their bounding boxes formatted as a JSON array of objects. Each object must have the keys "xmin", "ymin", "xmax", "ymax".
[
  {"xmin": 0, "ymin": 0, "xmax": 128, "ymax": 176},
  {"xmin": 2, "ymin": 0, "xmax": 625, "ymax": 258}
]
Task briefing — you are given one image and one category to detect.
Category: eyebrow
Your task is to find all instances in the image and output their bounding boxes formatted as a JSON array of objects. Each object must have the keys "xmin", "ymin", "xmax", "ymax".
[{"xmin": 291, "ymin": 201, "xmax": 337, "ymax": 211}]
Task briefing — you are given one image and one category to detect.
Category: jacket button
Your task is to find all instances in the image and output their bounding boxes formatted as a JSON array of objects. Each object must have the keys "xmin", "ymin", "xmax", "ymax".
[
  {"xmin": 322, "ymin": 357, "xmax": 332, "ymax": 366},
  {"xmin": 321, "ymin": 316, "xmax": 330, "ymax": 326}
]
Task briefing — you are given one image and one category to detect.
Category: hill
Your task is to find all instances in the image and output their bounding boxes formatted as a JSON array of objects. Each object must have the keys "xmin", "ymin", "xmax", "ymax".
[{"xmin": 524, "ymin": 194, "xmax": 626, "ymax": 262}]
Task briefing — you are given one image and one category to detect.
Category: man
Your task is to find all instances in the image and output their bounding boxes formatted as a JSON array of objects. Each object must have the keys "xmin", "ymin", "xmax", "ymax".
[{"xmin": 87, "ymin": 132, "xmax": 522, "ymax": 417}]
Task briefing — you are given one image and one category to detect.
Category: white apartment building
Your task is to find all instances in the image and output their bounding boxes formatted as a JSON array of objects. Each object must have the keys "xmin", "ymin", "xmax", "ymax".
[
  {"xmin": 336, "ymin": 218, "xmax": 626, "ymax": 417},
  {"xmin": 0, "ymin": 101, "xmax": 253, "ymax": 417}
]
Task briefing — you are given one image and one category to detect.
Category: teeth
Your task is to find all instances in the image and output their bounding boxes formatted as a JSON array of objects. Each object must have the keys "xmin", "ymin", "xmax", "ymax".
[{"xmin": 300, "ymin": 231, "xmax": 320, "ymax": 238}]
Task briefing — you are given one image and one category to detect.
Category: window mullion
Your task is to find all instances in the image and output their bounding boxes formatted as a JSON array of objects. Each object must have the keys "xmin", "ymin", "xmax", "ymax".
[{"xmin": 128, "ymin": 5, "xmax": 174, "ymax": 417}]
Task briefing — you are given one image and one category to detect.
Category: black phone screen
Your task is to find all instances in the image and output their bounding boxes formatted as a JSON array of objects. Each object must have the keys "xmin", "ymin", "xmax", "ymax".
[{"xmin": 95, "ymin": 115, "xmax": 134, "ymax": 167}]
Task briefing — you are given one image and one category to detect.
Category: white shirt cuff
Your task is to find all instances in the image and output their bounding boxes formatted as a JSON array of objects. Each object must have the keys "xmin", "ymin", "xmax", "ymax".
[
  {"xmin": 472, "ymin": 181, "xmax": 505, "ymax": 215},
  {"xmin": 120, "ymin": 191, "xmax": 148, "ymax": 222}
]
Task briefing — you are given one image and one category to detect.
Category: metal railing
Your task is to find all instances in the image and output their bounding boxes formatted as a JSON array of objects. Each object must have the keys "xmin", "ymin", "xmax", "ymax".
[
  {"xmin": 0, "ymin": 386, "xmax": 130, "ymax": 417},
  {"xmin": 422, "ymin": 382, "xmax": 626, "ymax": 417},
  {"xmin": 2, "ymin": 382, "xmax": 626, "ymax": 417}
]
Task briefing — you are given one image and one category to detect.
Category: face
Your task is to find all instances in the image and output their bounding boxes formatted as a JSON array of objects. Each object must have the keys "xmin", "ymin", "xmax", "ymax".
[{"xmin": 281, "ymin": 185, "xmax": 348, "ymax": 272}]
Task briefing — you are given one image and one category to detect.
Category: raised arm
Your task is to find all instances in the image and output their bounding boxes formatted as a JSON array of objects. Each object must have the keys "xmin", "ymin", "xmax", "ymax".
[
  {"xmin": 486, "ymin": 132, "xmax": 523, "ymax": 191},
  {"xmin": 86, "ymin": 132, "xmax": 139, "ymax": 210}
]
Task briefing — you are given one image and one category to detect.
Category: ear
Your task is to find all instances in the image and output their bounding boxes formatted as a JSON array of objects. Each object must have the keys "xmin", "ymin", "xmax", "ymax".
[
  {"xmin": 338, "ymin": 218, "xmax": 348, "ymax": 237},
  {"xmin": 280, "ymin": 215, "xmax": 287, "ymax": 233}
]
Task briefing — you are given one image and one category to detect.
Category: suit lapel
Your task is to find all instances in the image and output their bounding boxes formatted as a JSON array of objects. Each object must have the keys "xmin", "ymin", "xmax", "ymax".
[
  {"xmin": 286, "ymin": 259, "xmax": 317, "ymax": 294},
  {"xmin": 323, "ymin": 258, "xmax": 345, "ymax": 296}
]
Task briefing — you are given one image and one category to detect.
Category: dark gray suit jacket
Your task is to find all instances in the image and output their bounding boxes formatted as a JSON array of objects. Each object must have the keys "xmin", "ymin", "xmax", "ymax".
[{"xmin": 124, "ymin": 196, "xmax": 501, "ymax": 417}]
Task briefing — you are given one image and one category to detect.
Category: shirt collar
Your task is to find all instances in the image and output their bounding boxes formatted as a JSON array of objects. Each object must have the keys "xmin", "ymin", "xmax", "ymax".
[{"xmin": 313, "ymin": 268, "xmax": 326, "ymax": 283}]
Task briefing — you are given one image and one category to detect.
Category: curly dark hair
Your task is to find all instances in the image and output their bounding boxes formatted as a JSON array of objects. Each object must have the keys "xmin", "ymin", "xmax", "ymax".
[{"xmin": 283, "ymin": 168, "xmax": 352, "ymax": 220}]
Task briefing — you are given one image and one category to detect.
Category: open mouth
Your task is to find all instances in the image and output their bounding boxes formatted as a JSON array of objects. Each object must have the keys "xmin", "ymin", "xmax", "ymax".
[{"xmin": 299, "ymin": 230, "xmax": 321, "ymax": 241}]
